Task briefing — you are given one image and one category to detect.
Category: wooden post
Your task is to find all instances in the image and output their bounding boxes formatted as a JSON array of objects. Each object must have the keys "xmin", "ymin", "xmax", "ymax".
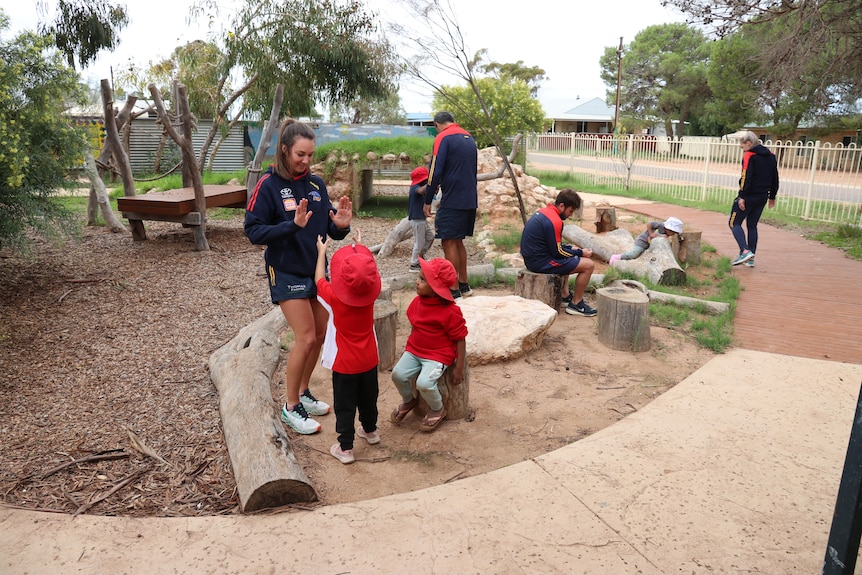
[
  {"xmin": 515, "ymin": 268, "xmax": 564, "ymax": 310},
  {"xmin": 413, "ymin": 360, "xmax": 470, "ymax": 421},
  {"xmin": 596, "ymin": 286, "xmax": 651, "ymax": 352},
  {"xmin": 374, "ymin": 300, "xmax": 398, "ymax": 371},
  {"xmin": 595, "ymin": 206, "xmax": 617, "ymax": 233},
  {"xmin": 671, "ymin": 230, "xmax": 702, "ymax": 265}
]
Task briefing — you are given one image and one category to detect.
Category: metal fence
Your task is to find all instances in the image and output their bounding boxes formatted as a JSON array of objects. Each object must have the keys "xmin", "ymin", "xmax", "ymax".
[{"xmin": 526, "ymin": 133, "xmax": 862, "ymax": 225}]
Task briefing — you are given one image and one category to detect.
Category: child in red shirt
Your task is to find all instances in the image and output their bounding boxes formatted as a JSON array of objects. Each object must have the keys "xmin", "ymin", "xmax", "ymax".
[
  {"xmin": 390, "ymin": 257, "xmax": 468, "ymax": 432},
  {"xmin": 314, "ymin": 234, "xmax": 382, "ymax": 464}
]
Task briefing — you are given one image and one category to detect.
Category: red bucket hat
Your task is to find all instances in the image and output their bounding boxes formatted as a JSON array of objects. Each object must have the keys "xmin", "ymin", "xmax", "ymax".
[
  {"xmin": 410, "ymin": 166, "xmax": 429, "ymax": 186},
  {"xmin": 329, "ymin": 244, "xmax": 381, "ymax": 307},
  {"xmin": 418, "ymin": 257, "xmax": 457, "ymax": 302}
]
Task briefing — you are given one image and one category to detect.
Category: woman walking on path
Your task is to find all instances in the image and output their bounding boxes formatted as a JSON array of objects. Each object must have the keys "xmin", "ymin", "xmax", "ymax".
[{"xmin": 729, "ymin": 131, "xmax": 779, "ymax": 267}]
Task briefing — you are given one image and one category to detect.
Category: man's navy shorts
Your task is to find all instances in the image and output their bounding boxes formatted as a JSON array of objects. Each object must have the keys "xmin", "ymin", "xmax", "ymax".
[
  {"xmin": 527, "ymin": 257, "xmax": 581, "ymax": 276},
  {"xmin": 434, "ymin": 207, "xmax": 476, "ymax": 240},
  {"xmin": 267, "ymin": 264, "xmax": 316, "ymax": 304}
]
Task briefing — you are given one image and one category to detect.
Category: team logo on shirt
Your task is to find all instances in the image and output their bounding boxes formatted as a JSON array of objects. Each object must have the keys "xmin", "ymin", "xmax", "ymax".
[
  {"xmin": 280, "ymin": 188, "xmax": 296, "ymax": 211},
  {"xmin": 309, "ymin": 191, "xmax": 321, "ymax": 202}
]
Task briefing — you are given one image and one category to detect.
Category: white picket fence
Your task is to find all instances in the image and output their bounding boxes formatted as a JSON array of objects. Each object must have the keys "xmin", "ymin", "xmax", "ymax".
[{"xmin": 525, "ymin": 133, "xmax": 862, "ymax": 225}]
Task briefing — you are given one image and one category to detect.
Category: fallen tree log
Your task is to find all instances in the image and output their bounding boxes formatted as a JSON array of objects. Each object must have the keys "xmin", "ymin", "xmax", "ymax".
[
  {"xmin": 563, "ymin": 225, "xmax": 685, "ymax": 286},
  {"xmin": 369, "ymin": 217, "xmax": 413, "ymax": 257},
  {"xmin": 606, "ymin": 279, "xmax": 730, "ymax": 315},
  {"xmin": 209, "ymin": 307, "xmax": 317, "ymax": 512},
  {"xmin": 647, "ymin": 290, "xmax": 730, "ymax": 315},
  {"xmin": 562, "ymin": 225, "xmax": 634, "ymax": 262}
]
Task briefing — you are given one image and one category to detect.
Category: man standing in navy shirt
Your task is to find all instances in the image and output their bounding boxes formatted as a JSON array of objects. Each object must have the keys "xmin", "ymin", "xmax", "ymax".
[{"xmin": 424, "ymin": 111, "xmax": 478, "ymax": 300}]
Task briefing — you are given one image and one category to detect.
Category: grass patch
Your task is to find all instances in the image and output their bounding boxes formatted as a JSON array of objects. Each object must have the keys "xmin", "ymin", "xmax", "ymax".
[
  {"xmin": 389, "ymin": 449, "xmax": 444, "ymax": 466},
  {"xmin": 599, "ymin": 248, "xmax": 738, "ymax": 353},
  {"xmin": 813, "ymin": 223, "xmax": 862, "ymax": 260},
  {"xmin": 490, "ymin": 224, "xmax": 522, "ymax": 252},
  {"xmin": 355, "ymin": 195, "xmax": 408, "ymax": 220},
  {"xmin": 316, "ymin": 136, "xmax": 432, "ymax": 170}
]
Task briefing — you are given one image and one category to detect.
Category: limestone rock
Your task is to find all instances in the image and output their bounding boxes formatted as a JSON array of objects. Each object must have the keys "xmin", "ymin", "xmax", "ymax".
[{"xmin": 459, "ymin": 295, "xmax": 557, "ymax": 365}]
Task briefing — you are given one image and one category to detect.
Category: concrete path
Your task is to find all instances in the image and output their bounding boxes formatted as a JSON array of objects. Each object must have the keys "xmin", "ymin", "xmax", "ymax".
[{"xmin": 3, "ymin": 196, "xmax": 862, "ymax": 574}]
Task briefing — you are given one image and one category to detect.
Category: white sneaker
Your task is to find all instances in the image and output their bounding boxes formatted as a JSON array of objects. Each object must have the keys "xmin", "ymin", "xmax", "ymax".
[
  {"xmin": 330, "ymin": 443, "xmax": 355, "ymax": 464},
  {"xmin": 300, "ymin": 389, "xmax": 330, "ymax": 416},
  {"xmin": 281, "ymin": 403, "xmax": 321, "ymax": 435},
  {"xmin": 357, "ymin": 427, "xmax": 380, "ymax": 445}
]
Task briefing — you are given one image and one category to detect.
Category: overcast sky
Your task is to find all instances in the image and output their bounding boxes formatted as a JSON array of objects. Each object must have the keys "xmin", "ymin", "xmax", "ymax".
[{"xmin": 6, "ymin": 0, "xmax": 684, "ymax": 117}]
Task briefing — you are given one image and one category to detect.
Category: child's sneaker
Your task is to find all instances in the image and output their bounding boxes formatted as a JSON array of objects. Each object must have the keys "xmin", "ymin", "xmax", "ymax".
[
  {"xmin": 743, "ymin": 256, "xmax": 755, "ymax": 268},
  {"xmin": 357, "ymin": 426, "xmax": 380, "ymax": 445},
  {"xmin": 300, "ymin": 388, "xmax": 330, "ymax": 416},
  {"xmin": 281, "ymin": 403, "xmax": 321, "ymax": 435},
  {"xmin": 731, "ymin": 250, "xmax": 753, "ymax": 266},
  {"xmin": 566, "ymin": 299, "xmax": 597, "ymax": 317},
  {"xmin": 330, "ymin": 443, "xmax": 355, "ymax": 464},
  {"xmin": 609, "ymin": 254, "xmax": 622, "ymax": 266}
]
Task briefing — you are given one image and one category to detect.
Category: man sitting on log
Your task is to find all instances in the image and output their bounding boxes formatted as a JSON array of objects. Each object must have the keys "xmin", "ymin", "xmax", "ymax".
[{"xmin": 520, "ymin": 188, "xmax": 597, "ymax": 317}]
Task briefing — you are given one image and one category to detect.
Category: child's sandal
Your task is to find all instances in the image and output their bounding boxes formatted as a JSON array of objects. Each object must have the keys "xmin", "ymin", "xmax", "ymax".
[
  {"xmin": 420, "ymin": 406, "xmax": 447, "ymax": 432},
  {"xmin": 390, "ymin": 399, "xmax": 417, "ymax": 424}
]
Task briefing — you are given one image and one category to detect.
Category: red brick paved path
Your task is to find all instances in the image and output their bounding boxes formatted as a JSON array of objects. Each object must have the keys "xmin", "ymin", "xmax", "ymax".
[{"xmin": 618, "ymin": 203, "xmax": 862, "ymax": 365}]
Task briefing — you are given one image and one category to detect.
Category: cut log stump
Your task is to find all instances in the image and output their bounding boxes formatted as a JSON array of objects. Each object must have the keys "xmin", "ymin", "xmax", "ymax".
[
  {"xmin": 596, "ymin": 286, "xmax": 651, "ymax": 352},
  {"xmin": 374, "ymin": 300, "xmax": 398, "ymax": 371},
  {"xmin": 515, "ymin": 268, "xmax": 563, "ymax": 310},
  {"xmin": 595, "ymin": 206, "xmax": 617, "ymax": 233},
  {"xmin": 671, "ymin": 229, "xmax": 702, "ymax": 265},
  {"xmin": 209, "ymin": 308, "xmax": 317, "ymax": 512},
  {"xmin": 412, "ymin": 360, "xmax": 470, "ymax": 421}
]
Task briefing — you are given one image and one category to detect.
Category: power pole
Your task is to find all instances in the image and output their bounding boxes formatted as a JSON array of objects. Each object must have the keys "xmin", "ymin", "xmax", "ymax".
[{"xmin": 614, "ymin": 36, "xmax": 623, "ymax": 136}]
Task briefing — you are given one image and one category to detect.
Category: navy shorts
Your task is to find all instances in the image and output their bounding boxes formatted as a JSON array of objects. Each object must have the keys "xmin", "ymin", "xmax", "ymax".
[
  {"xmin": 527, "ymin": 257, "xmax": 581, "ymax": 276},
  {"xmin": 435, "ymin": 208, "xmax": 476, "ymax": 240},
  {"xmin": 267, "ymin": 264, "xmax": 316, "ymax": 304}
]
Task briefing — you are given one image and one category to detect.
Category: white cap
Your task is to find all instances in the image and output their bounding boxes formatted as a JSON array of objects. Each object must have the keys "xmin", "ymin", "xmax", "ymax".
[{"xmin": 664, "ymin": 217, "xmax": 683, "ymax": 234}]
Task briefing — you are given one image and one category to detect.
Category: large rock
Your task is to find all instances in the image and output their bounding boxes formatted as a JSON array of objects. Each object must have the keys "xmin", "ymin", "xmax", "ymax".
[{"xmin": 458, "ymin": 295, "xmax": 557, "ymax": 365}]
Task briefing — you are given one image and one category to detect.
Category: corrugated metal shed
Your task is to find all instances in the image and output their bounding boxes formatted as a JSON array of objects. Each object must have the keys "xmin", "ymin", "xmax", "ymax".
[{"xmin": 123, "ymin": 117, "xmax": 247, "ymax": 174}]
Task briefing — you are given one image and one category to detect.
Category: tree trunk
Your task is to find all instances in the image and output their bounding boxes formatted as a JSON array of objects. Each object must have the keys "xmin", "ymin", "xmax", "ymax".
[
  {"xmin": 671, "ymin": 230, "xmax": 702, "ymax": 265},
  {"xmin": 100, "ymin": 80, "xmax": 142, "ymax": 239},
  {"xmin": 81, "ymin": 150, "xmax": 127, "ymax": 232},
  {"xmin": 596, "ymin": 286, "xmax": 651, "ymax": 352},
  {"xmin": 99, "ymin": 80, "xmax": 135, "ymax": 199},
  {"xmin": 515, "ymin": 269, "xmax": 563, "ymax": 310},
  {"xmin": 563, "ymin": 225, "xmax": 686, "ymax": 286},
  {"xmin": 374, "ymin": 300, "xmax": 398, "ymax": 371},
  {"xmin": 369, "ymin": 217, "xmax": 413, "ymax": 257},
  {"xmin": 246, "ymin": 84, "xmax": 283, "ymax": 198},
  {"xmin": 594, "ymin": 206, "xmax": 617, "ymax": 233},
  {"xmin": 414, "ymin": 360, "xmax": 470, "ymax": 421},
  {"xmin": 563, "ymin": 225, "xmax": 634, "ymax": 262},
  {"xmin": 209, "ymin": 308, "xmax": 318, "ymax": 512},
  {"xmin": 148, "ymin": 82, "xmax": 209, "ymax": 251}
]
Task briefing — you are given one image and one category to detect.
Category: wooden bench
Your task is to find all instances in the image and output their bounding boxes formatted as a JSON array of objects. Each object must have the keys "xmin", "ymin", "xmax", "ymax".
[{"xmin": 116, "ymin": 185, "xmax": 247, "ymax": 242}]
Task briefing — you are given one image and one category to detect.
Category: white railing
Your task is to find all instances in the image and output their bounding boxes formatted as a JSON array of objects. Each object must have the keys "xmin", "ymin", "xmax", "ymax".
[{"xmin": 526, "ymin": 133, "xmax": 862, "ymax": 225}]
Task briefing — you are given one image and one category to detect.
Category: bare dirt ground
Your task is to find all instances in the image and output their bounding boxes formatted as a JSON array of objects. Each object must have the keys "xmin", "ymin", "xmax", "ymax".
[{"xmin": 0, "ymin": 205, "xmax": 716, "ymax": 516}]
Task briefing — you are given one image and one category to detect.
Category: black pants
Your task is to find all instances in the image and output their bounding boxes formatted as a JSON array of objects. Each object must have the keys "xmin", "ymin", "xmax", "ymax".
[{"xmin": 332, "ymin": 367, "xmax": 379, "ymax": 450}]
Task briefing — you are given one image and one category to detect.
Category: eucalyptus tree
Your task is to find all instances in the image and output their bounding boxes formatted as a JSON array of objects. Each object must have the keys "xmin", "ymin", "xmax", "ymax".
[
  {"xmin": 662, "ymin": 0, "xmax": 862, "ymax": 114},
  {"xmin": 599, "ymin": 23, "xmax": 712, "ymax": 138}
]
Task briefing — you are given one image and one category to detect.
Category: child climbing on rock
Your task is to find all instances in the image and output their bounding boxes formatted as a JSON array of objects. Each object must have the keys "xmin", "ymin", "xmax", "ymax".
[
  {"xmin": 390, "ymin": 257, "xmax": 467, "ymax": 432},
  {"xmin": 609, "ymin": 217, "xmax": 683, "ymax": 265}
]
